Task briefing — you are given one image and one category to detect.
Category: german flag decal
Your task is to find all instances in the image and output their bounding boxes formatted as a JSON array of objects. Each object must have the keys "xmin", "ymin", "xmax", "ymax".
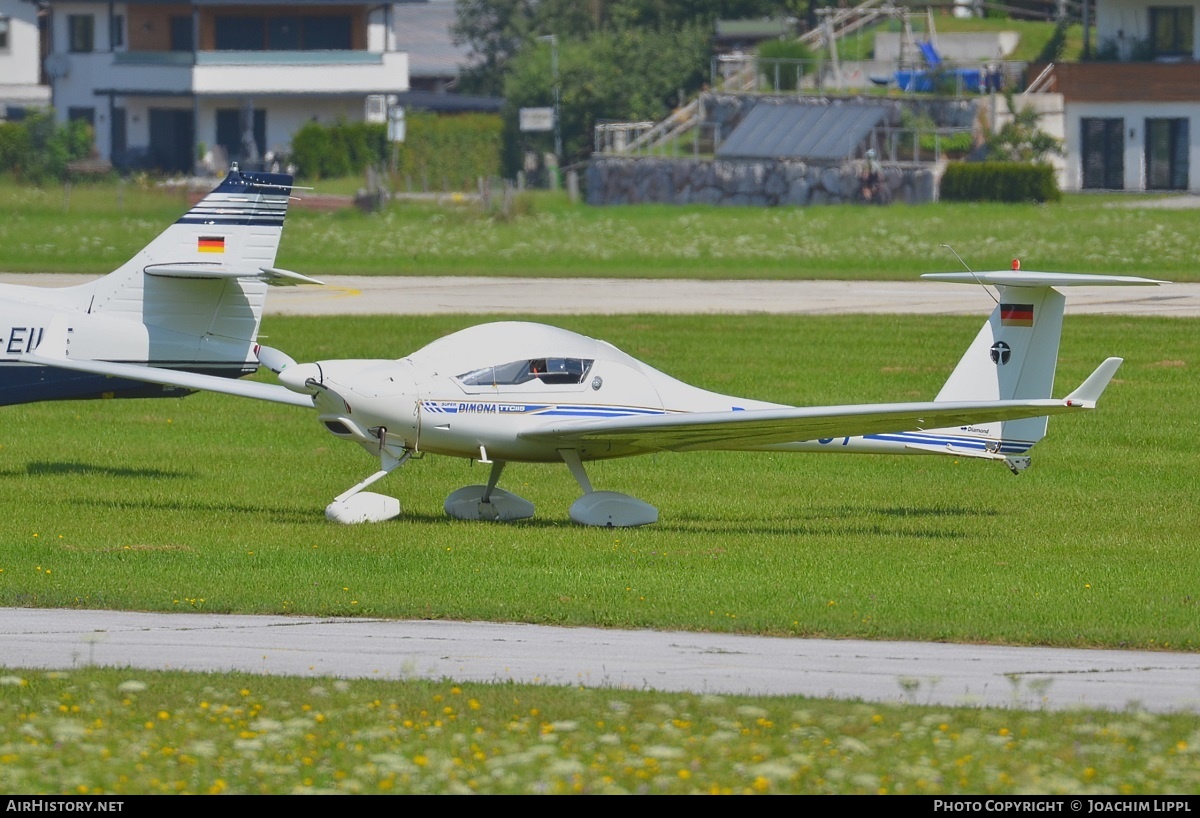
[
  {"xmin": 1000, "ymin": 303, "xmax": 1034, "ymax": 327},
  {"xmin": 198, "ymin": 236, "xmax": 225, "ymax": 254}
]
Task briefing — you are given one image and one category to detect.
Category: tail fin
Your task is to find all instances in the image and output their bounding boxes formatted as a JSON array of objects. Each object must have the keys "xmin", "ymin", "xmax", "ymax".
[
  {"xmin": 921, "ymin": 270, "xmax": 1163, "ymax": 458},
  {"xmin": 72, "ymin": 165, "xmax": 297, "ymax": 367}
]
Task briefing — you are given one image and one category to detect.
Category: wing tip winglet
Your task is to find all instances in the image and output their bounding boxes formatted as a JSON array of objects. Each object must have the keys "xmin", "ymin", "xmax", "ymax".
[{"xmin": 1065, "ymin": 357, "xmax": 1124, "ymax": 407}]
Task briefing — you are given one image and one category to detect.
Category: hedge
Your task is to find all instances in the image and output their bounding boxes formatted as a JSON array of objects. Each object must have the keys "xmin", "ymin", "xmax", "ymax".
[
  {"xmin": 939, "ymin": 162, "xmax": 1062, "ymax": 203},
  {"xmin": 290, "ymin": 113, "xmax": 502, "ymax": 187}
]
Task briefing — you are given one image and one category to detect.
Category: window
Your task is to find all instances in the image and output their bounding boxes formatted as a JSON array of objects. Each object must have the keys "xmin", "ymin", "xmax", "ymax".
[
  {"xmin": 68, "ymin": 107, "xmax": 95, "ymax": 127},
  {"xmin": 267, "ymin": 17, "xmax": 301, "ymax": 51},
  {"xmin": 1081, "ymin": 118, "xmax": 1124, "ymax": 190},
  {"xmin": 302, "ymin": 16, "xmax": 352, "ymax": 50},
  {"xmin": 68, "ymin": 14, "xmax": 94, "ymax": 53},
  {"xmin": 0, "ymin": 17, "xmax": 10, "ymax": 53},
  {"xmin": 1146, "ymin": 118, "xmax": 1189, "ymax": 190},
  {"xmin": 457, "ymin": 359, "xmax": 594, "ymax": 387},
  {"xmin": 110, "ymin": 14, "xmax": 124, "ymax": 49},
  {"xmin": 169, "ymin": 16, "xmax": 193, "ymax": 52},
  {"xmin": 214, "ymin": 13, "xmax": 352, "ymax": 51},
  {"xmin": 1149, "ymin": 7, "xmax": 1195, "ymax": 58},
  {"xmin": 215, "ymin": 16, "xmax": 265, "ymax": 50},
  {"xmin": 216, "ymin": 108, "xmax": 266, "ymax": 164}
]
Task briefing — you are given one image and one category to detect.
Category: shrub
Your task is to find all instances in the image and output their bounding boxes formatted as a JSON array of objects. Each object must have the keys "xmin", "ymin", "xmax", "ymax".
[
  {"xmin": 757, "ymin": 39, "xmax": 815, "ymax": 91},
  {"xmin": 0, "ymin": 111, "xmax": 92, "ymax": 183},
  {"xmin": 391, "ymin": 112, "xmax": 503, "ymax": 190},
  {"xmin": 289, "ymin": 114, "xmax": 501, "ymax": 187},
  {"xmin": 940, "ymin": 162, "xmax": 1062, "ymax": 203}
]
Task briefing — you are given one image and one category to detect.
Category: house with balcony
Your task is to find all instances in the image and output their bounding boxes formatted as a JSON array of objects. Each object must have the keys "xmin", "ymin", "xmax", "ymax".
[
  {"xmin": 1046, "ymin": 0, "xmax": 1198, "ymax": 191},
  {"xmin": 43, "ymin": 0, "xmax": 410, "ymax": 172},
  {"xmin": 0, "ymin": 0, "xmax": 50, "ymax": 118}
]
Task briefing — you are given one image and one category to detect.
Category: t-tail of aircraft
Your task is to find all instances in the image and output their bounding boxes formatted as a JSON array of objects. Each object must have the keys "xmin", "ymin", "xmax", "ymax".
[
  {"xmin": 913, "ymin": 269, "xmax": 1164, "ymax": 471},
  {"xmin": 0, "ymin": 165, "xmax": 319, "ymax": 406}
]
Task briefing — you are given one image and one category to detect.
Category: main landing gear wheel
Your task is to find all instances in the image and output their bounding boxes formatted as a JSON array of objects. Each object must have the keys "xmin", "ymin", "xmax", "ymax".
[
  {"xmin": 443, "ymin": 459, "xmax": 535, "ymax": 522},
  {"xmin": 560, "ymin": 449, "xmax": 659, "ymax": 527}
]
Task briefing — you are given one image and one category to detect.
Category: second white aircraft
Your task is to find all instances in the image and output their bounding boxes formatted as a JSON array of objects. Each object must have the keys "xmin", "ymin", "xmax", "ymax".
[{"xmin": 26, "ymin": 269, "xmax": 1161, "ymax": 526}]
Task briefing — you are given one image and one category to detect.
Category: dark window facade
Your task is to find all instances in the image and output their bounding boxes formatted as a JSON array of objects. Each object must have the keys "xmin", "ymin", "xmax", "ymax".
[
  {"xmin": 216, "ymin": 108, "xmax": 266, "ymax": 165},
  {"xmin": 68, "ymin": 14, "xmax": 94, "ymax": 53},
  {"xmin": 1082, "ymin": 118, "xmax": 1125, "ymax": 190},
  {"xmin": 1145, "ymin": 118, "xmax": 1189, "ymax": 190},
  {"xmin": 1149, "ymin": 6, "xmax": 1195, "ymax": 58},
  {"xmin": 67, "ymin": 107, "xmax": 95, "ymax": 126},
  {"xmin": 170, "ymin": 16, "xmax": 193, "ymax": 52},
  {"xmin": 214, "ymin": 14, "xmax": 351, "ymax": 50}
]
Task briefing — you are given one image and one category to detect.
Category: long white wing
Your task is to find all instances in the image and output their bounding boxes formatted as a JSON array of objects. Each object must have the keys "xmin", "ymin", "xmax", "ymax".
[
  {"xmin": 519, "ymin": 358, "xmax": 1121, "ymax": 454},
  {"xmin": 20, "ymin": 352, "xmax": 314, "ymax": 408},
  {"xmin": 518, "ymin": 398, "xmax": 1085, "ymax": 453}
]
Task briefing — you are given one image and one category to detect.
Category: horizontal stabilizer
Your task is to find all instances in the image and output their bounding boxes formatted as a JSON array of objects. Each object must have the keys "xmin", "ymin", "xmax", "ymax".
[
  {"xmin": 921, "ymin": 271, "xmax": 1166, "ymax": 287},
  {"xmin": 143, "ymin": 264, "xmax": 323, "ymax": 285},
  {"xmin": 1065, "ymin": 357, "xmax": 1123, "ymax": 407},
  {"xmin": 259, "ymin": 266, "xmax": 325, "ymax": 286}
]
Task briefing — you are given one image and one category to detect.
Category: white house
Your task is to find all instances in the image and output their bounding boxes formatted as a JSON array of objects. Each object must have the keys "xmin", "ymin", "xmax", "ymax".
[
  {"xmin": 42, "ymin": 0, "xmax": 410, "ymax": 171},
  {"xmin": 1048, "ymin": 0, "xmax": 1199, "ymax": 191},
  {"xmin": 0, "ymin": 0, "xmax": 50, "ymax": 116}
]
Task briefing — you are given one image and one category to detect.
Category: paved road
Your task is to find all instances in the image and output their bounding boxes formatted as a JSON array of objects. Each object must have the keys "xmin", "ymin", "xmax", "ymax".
[
  {"xmin": 5, "ymin": 275, "xmax": 1200, "ymax": 317},
  {"xmin": 4, "ymin": 608, "xmax": 1200, "ymax": 713}
]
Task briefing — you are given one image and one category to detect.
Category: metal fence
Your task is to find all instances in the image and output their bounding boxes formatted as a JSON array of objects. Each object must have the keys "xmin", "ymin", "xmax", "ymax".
[
  {"xmin": 594, "ymin": 120, "xmax": 972, "ymax": 164},
  {"xmin": 712, "ymin": 55, "xmax": 1027, "ymax": 96}
]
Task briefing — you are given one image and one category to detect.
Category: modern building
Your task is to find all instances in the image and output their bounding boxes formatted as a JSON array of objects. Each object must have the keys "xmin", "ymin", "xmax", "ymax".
[
  {"xmin": 0, "ymin": 0, "xmax": 50, "ymax": 117},
  {"xmin": 1048, "ymin": 0, "xmax": 1198, "ymax": 191},
  {"xmin": 42, "ymin": 0, "xmax": 411, "ymax": 172}
]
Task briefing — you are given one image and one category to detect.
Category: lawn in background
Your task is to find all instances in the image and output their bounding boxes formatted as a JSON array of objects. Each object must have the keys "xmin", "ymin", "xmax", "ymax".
[{"xmin": 0, "ymin": 179, "xmax": 1196, "ymax": 280}]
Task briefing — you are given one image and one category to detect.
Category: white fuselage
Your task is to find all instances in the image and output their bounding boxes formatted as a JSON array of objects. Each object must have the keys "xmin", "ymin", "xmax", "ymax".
[{"xmin": 295, "ymin": 322, "xmax": 1024, "ymax": 464}]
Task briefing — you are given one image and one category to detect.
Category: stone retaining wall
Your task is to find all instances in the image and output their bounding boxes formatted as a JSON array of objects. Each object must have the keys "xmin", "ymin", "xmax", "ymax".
[{"xmin": 587, "ymin": 156, "xmax": 940, "ymax": 206}]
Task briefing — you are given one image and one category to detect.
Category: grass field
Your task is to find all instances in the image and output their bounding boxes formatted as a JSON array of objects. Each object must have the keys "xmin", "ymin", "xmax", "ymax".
[
  {"xmin": 1, "ymin": 180, "xmax": 1198, "ymax": 280},
  {"xmin": 3, "ymin": 667, "xmax": 1199, "ymax": 795},
  {"xmin": 2, "ymin": 312, "xmax": 1196, "ymax": 649},
  {"xmin": 1, "ymin": 311, "xmax": 1198, "ymax": 794}
]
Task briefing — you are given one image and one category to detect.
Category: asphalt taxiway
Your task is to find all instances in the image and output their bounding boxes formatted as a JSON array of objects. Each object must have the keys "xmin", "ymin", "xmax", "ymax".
[
  {"xmin": 4, "ymin": 608, "xmax": 1200, "ymax": 713},
  {"xmin": 5, "ymin": 275, "xmax": 1200, "ymax": 317}
]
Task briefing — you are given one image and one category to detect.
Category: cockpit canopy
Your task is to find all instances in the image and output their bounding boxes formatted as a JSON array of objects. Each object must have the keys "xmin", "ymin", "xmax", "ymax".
[{"xmin": 457, "ymin": 358, "xmax": 593, "ymax": 387}]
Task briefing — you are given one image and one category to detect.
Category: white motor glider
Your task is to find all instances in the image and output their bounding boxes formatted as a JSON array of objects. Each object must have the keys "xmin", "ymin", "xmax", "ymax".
[
  {"xmin": 0, "ymin": 164, "xmax": 316, "ymax": 406},
  {"xmin": 25, "ymin": 270, "xmax": 1161, "ymax": 527}
]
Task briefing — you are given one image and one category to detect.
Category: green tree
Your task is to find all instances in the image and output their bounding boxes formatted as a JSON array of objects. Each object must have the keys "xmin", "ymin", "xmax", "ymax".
[
  {"xmin": 502, "ymin": 23, "xmax": 712, "ymax": 171},
  {"xmin": 453, "ymin": 0, "xmax": 804, "ymax": 94},
  {"xmin": 987, "ymin": 92, "xmax": 1063, "ymax": 163}
]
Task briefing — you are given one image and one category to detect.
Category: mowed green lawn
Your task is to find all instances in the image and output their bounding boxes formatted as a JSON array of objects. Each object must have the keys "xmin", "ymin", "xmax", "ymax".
[
  {"xmin": 0, "ymin": 179, "xmax": 1198, "ymax": 280},
  {"xmin": 1, "ymin": 312, "xmax": 1195, "ymax": 650}
]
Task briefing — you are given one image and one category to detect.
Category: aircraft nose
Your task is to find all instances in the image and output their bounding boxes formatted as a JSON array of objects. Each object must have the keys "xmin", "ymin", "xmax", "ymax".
[{"xmin": 278, "ymin": 362, "xmax": 322, "ymax": 394}]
